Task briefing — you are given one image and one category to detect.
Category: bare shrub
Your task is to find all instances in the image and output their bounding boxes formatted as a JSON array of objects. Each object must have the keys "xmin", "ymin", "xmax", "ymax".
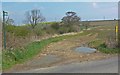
[{"xmin": 105, "ymin": 33, "xmax": 117, "ymax": 48}]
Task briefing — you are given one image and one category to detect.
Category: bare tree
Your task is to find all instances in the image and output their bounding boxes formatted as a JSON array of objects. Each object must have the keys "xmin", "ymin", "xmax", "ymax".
[
  {"xmin": 25, "ymin": 9, "xmax": 45, "ymax": 29},
  {"xmin": 6, "ymin": 16, "xmax": 14, "ymax": 25}
]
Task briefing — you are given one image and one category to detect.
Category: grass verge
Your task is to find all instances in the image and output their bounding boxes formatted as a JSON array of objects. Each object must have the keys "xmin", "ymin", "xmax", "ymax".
[
  {"xmin": 89, "ymin": 40, "xmax": 119, "ymax": 54},
  {"xmin": 2, "ymin": 31, "xmax": 90, "ymax": 70},
  {"xmin": 97, "ymin": 43, "xmax": 119, "ymax": 54}
]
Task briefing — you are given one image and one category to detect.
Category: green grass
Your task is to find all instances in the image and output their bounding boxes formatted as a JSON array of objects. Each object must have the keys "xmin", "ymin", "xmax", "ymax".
[
  {"xmin": 88, "ymin": 39, "xmax": 104, "ymax": 48},
  {"xmin": 3, "ymin": 41, "xmax": 44, "ymax": 70},
  {"xmin": 88, "ymin": 25, "xmax": 118, "ymax": 54},
  {"xmin": 3, "ymin": 31, "xmax": 90, "ymax": 70},
  {"xmin": 3, "ymin": 25, "xmax": 117, "ymax": 70},
  {"xmin": 89, "ymin": 40, "xmax": 119, "ymax": 54},
  {"xmin": 98, "ymin": 43, "xmax": 119, "ymax": 54},
  {"xmin": 3, "ymin": 37, "xmax": 62, "ymax": 70}
]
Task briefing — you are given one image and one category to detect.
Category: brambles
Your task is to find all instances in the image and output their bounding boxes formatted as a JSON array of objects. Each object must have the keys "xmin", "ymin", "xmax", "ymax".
[
  {"xmin": 3, "ymin": 32, "xmax": 85, "ymax": 70},
  {"xmin": 105, "ymin": 33, "xmax": 117, "ymax": 48}
]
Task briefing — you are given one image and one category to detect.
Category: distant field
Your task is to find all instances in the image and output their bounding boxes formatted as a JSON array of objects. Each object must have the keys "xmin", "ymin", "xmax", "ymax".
[
  {"xmin": 3, "ymin": 20, "xmax": 118, "ymax": 70},
  {"xmin": 82, "ymin": 20, "xmax": 117, "ymax": 26}
]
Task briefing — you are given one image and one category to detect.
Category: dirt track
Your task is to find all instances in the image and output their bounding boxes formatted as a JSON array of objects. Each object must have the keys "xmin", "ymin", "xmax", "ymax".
[{"xmin": 4, "ymin": 32, "xmax": 115, "ymax": 73}]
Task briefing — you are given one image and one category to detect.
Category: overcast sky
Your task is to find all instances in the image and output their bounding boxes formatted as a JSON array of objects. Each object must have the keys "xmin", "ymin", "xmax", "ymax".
[{"xmin": 2, "ymin": 2, "xmax": 118, "ymax": 25}]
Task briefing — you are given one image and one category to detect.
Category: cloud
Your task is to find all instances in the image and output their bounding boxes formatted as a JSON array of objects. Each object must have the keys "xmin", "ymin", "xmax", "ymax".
[{"xmin": 92, "ymin": 2, "xmax": 98, "ymax": 8}]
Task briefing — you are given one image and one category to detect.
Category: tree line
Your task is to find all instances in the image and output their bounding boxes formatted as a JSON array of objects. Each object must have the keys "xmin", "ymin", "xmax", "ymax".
[{"xmin": 5, "ymin": 9, "xmax": 90, "ymax": 49}]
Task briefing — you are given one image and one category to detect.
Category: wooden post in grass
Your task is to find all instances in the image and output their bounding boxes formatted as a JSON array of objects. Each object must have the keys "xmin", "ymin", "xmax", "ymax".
[
  {"xmin": 115, "ymin": 25, "xmax": 118, "ymax": 42},
  {"xmin": 3, "ymin": 11, "xmax": 8, "ymax": 49}
]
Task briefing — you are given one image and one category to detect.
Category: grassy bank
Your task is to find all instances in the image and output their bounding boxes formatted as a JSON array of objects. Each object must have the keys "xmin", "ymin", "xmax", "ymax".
[
  {"xmin": 87, "ymin": 25, "xmax": 119, "ymax": 54},
  {"xmin": 88, "ymin": 40, "xmax": 119, "ymax": 54},
  {"xmin": 3, "ymin": 25, "xmax": 116, "ymax": 70},
  {"xmin": 3, "ymin": 31, "xmax": 89, "ymax": 70},
  {"xmin": 97, "ymin": 43, "xmax": 119, "ymax": 54}
]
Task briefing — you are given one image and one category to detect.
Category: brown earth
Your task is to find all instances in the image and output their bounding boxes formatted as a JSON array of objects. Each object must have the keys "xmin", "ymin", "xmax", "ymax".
[{"xmin": 4, "ymin": 33, "xmax": 115, "ymax": 73}]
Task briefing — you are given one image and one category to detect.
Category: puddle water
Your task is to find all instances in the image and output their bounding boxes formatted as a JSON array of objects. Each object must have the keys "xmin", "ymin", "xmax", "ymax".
[{"xmin": 74, "ymin": 47, "xmax": 96, "ymax": 53}]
